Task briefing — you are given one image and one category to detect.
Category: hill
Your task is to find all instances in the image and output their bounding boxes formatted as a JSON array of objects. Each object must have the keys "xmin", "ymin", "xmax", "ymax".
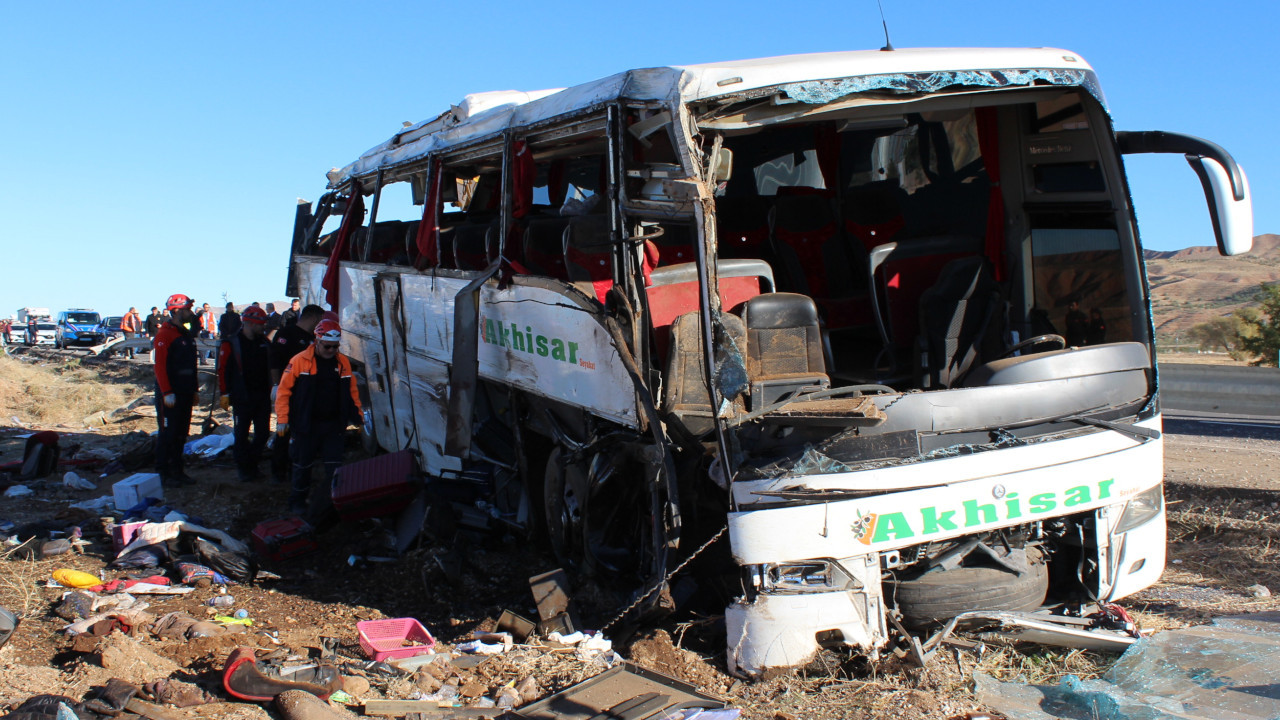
[{"xmin": 1145, "ymin": 233, "xmax": 1280, "ymax": 340}]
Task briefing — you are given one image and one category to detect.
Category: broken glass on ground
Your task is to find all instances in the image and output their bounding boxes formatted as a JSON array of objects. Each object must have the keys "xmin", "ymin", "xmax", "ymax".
[{"xmin": 974, "ymin": 612, "xmax": 1280, "ymax": 720}]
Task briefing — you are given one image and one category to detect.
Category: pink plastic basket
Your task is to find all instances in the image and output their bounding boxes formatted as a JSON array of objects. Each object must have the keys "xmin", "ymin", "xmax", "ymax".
[{"xmin": 357, "ymin": 617, "xmax": 436, "ymax": 661}]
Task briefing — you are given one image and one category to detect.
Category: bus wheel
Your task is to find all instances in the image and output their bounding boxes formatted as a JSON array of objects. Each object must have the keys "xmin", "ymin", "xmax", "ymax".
[
  {"xmin": 543, "ymin": 447, "xmax": 588, "ymax": 571},
  {"xmin": 580, "ymin": 452, "xmax": 657, "ymax": 583},
  {"xmin": 888, "ymin": 547, "xmax": 1048, "ymax": 629}
]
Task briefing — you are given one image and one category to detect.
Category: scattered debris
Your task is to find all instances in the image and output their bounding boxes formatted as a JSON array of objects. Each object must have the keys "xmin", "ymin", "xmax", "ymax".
[{"xmin": 975, "ymin": 612, "xmax": 1280, "ymax": 720}]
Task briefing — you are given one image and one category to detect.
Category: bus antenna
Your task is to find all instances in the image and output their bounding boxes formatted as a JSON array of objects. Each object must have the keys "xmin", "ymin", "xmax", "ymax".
[{"xmin": 877, "ymin": 0, "xmax": 894, "ymax": 51}]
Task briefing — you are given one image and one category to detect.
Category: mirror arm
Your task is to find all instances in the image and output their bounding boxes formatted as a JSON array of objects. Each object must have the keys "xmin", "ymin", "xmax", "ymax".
[{"xmin": 1117, "ymin": 130, "xmax": 1245, "ymax": 201}]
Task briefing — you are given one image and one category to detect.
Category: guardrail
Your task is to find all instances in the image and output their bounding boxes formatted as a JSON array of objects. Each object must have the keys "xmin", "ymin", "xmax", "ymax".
[{"xmin": 1159, "ymin": 363, "xmax": 1280, "ymax": 416}]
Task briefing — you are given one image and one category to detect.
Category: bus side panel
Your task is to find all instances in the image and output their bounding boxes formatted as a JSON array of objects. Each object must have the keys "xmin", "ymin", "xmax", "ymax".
[
  {"xmin": 404, "ymin": 351, "xmax": 462, "ymax": 474},
  {"xmin": 378, "ymin": 275, "xmax": 418, "ymax": 452},
  {"xmin": 337, "ymin": 265, "xmax": 398, "ymax": 452},
  {"xmin": 295, "ymin": 258, "xmax": 327, "ymax": 309},
  {"xmin": 398, "ymin": 275, "xmax": 641, "ymax": 429}
]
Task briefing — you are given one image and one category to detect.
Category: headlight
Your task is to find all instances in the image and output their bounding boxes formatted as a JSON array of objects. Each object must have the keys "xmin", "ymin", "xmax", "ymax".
[
  {"xmin": 1114, "ymin": 483, "xmax": 1164, "ymax": 534},
  {"xmin": 759, "ymin": 559, "xmax": 861, "ymax": 594}
]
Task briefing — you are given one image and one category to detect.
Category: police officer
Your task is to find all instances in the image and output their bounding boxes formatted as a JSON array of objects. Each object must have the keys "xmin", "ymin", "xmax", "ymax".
[
  {"xmin": 218, "ymin": 305, "xmax": 272, "ymax": 482},
  {"xmin": 269, "ymin": 304, "xmax": 324, "ymax": 483},
  {"xmin": 274, "ymin": 318, "xmax": 362, "ymax": 518},
  {"xmin": 154, "ymin": 294, "xmax": 200, "ymax": 488}
]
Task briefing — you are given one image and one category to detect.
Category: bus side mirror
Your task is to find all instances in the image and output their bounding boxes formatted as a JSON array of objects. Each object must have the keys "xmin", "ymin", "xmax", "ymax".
[
  {"xmin": 1187, "ymin": 156, "xmax": 1253, "ymax": 256},
  {"xmin": 713, "ymin": 148, "xmax": 734, "ymax": 184},
  {"xmin": 1117, "ymin": 130, "xmax": 1253, "ymax": 256}
]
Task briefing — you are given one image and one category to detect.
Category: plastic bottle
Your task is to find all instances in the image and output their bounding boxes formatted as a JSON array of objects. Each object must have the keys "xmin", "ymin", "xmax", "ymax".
[
  {"xmin": 233, "ymin": 609, "xmax": 249, "ymax": 619},
  {"xmin": 207, "ymin": 596, "xmax": 235, "ymax": 607}
]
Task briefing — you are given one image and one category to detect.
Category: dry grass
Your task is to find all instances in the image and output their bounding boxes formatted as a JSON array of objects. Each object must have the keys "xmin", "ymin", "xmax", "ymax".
[
  {"xmin": 973, "ymin": 644, "xmax": 1114, "ymax": 684},
  {"xmin": 0, "ymin": 355, "xmax": 145, "ymax": 427},
  {"xmin": 0, "ymin": 545, "xmax": 46, "ymax": 619}
]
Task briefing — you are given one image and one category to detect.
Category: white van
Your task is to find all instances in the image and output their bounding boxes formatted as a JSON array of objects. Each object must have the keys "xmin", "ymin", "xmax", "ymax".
[{"xmin": 288, "ymin": 47, "xmax": 1251, "ymax": 677}]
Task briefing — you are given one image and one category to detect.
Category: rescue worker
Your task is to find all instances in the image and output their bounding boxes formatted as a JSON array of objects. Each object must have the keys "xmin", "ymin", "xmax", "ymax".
[
  {"xmin": 120, "ymin": 307, "xmax": 142, "ymax": 359},
  {"xmin": 269, "ymin": 304, "xmax": 324, "ymax": 483},
  {"xmin": 218, "ymin": 305, "xmax": 273, "ymax": 482},
  {"xmin": 154, "ymin": 294, "xmax": 200, "ymax": 488},
  {"xmin": 274, "ymin": 318, "xmax": 362, "ymax": 518}
]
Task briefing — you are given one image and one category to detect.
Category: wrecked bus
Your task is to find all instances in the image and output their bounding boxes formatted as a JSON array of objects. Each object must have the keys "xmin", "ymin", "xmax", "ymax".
[{"xmin": 287, "ymin": 48, "xmax": 1253, "ymax": 677}]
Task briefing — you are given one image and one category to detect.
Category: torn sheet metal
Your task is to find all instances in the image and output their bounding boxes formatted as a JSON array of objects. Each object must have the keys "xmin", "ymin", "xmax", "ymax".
[
  {"xmin": 975, "ymin": 612, "xmax": 1280, "ymax": 720},
  {"xmin": 943, "ymin": 610, "xmax": 1137, "ymax": 653},
  {"xmin": 781, "ymin": 68, "xmax": 1102, "ymax": 108},
  {"xmin": 512, "ymin": 662, "xmax": 725, "ymax": 720}
]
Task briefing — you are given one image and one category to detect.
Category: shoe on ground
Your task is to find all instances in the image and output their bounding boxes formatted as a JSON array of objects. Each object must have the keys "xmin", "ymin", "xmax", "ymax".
[{"xmin": 173, "ymin": 472, "xmax": 197, "ymax": 486}]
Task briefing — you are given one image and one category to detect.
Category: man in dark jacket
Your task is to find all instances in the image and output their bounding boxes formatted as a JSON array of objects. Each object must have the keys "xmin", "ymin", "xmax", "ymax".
[
  {"xmin": 217, "ymin": 305, "xmax": 273, "ymax": 482},
  {"xmin": 274, "ymin": 318, "xmax": 362, "ymax": 518},
  {"xmin": 269, "ymin": 304, "xmax": 324, "ymax": 483},
  {"xmin": 144, "ymin": 306, "xmax": 163, "ymax": 338},
  {"xmin": 153, "ymin": 294, "xmax": 200, "ymax": 488},
  {"xmin": 280, "ymin": 299, "xmax": 300, "ymax": 329},
  {"xmin": 218, "ymin": 302, "xmax": 240, "ymax": 338}
]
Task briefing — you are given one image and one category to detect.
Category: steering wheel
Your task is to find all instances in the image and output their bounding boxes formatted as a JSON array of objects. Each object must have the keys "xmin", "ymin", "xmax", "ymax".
[{"xmin": 999, "ymin": 334, "xmax": 1066, "ymax": 359}]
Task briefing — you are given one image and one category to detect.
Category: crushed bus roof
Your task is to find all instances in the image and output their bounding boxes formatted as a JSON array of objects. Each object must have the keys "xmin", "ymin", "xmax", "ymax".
[{"xmin": 330, "ymin": 47, "xmax": 1096, "ymax": 189}]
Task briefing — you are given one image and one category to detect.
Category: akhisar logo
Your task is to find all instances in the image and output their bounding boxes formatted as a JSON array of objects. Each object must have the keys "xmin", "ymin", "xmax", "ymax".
[
  {"xmin": 852, "ymin": 478, "xmax": 1116, "ymax": 545},
  {"xmin": 480, "ymin": 315, "xmax": 595, "ymax": 370}
]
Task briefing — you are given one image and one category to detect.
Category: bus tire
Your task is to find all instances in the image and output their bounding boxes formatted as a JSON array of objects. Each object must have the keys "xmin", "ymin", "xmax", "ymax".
[{"xmin": 888, "ymin": 552, "xmax": 1049, "ymax": 629}]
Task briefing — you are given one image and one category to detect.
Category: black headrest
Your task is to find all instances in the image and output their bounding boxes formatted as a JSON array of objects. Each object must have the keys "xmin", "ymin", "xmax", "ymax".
[{"xmin": 742, "ymin": 293, "xmax": 820, "ymax": 330}]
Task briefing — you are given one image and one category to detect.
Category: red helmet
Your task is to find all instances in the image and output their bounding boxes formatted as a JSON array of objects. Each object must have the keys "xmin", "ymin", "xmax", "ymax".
[
  {"xmin": 241, "ymin": 306, "xmax": 268, "ymax": 325},
  {"xmin": 314, "ymin": 319, "xmax": 342, "ymax": 342},
  {"xmin": 165, "ymin": 294, "xmax": 193, "ymax": 311}
]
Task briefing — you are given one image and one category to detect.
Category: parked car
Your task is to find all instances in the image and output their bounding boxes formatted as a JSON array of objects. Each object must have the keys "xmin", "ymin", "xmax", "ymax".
[
  {"xmin": 101, "ymin": 316, "xmax": 125, "ymax": 342},
  {"xmin": 26, "ymin": 322, "xmax": 57, "ymax": 346},
  {"xmin": 55, "ymin": 309, "xmax": 104, "ymax": 348}
]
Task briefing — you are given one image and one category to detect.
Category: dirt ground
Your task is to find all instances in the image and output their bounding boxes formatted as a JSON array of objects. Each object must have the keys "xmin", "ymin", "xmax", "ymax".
[{"xmin": 0, "ymin": 347, "xmax": 1276, "ymax": 720}]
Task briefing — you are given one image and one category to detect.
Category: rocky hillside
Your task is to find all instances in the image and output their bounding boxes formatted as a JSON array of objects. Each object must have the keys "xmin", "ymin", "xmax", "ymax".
[{"xmin": 1145, "ymin": 234, "xmax": 1280, "ymax": 339}]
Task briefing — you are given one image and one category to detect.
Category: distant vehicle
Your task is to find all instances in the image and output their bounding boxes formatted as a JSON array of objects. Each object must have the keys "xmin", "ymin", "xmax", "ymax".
[
  {"xmin": 16, "ymin": 307, "xmax": 50, "ymax": 324},
  {"xmin": 26, "ymin": 322, "xmax": 57, "ymax": 346},
  {"xmin": 101, "ymin": 316, "xmax": 125, "ymax": 341},
  {"xmin": 55, "ymin": 309, "xmax": 104, "ymax": 348}
]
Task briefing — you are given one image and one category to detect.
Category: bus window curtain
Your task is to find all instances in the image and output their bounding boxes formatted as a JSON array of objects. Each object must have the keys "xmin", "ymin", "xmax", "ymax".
[
  {"xmin": 415, "ymin": 163, "xmax": 442, "ymax": 267},
  {"xmin": 322, "ymin": 180, "xmax": 365, "ymax": 310},
  {"xmin": 976, "ymin": 107, "xmax": 1006, "ymax": 281},
  {"xmin": 513, "ymin": 140, "xmax": 535, "ymax": 219}
]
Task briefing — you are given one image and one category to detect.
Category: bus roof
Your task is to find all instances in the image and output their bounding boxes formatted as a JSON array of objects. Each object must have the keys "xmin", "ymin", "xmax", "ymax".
[{"xmin": 330, "ymin": 47, "xmax": 1095, "ymax": 189}]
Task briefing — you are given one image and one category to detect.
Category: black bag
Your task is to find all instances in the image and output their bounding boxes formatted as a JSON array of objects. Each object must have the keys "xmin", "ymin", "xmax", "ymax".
[{"xmin": 19, "ymin": 432, "xmax": 60, "ymax": 480}]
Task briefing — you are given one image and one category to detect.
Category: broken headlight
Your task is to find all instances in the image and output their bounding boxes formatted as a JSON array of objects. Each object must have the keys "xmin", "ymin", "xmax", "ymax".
[
  {"xmin": 1113, "ymin": 483, "xmax": 1164, "ymax": 534},
  {"xmin": 759, "ymin": 559, "xmax": 861, "ymax": 594}
]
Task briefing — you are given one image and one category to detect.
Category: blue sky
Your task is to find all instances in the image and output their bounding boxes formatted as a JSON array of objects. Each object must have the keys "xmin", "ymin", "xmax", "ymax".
[{"xmin": 1, "ymin": 1, "xmax": 1274, "ymax": 317}]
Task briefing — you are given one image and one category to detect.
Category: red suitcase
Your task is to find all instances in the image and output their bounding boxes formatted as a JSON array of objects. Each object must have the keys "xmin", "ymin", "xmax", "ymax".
[
  {"xmin": 251, "ymin": 518, "xmax": 317, "ymax": 562},
  {"xmin": 330, "ymin": 449, "xmax": 421, "ymax": 521}
]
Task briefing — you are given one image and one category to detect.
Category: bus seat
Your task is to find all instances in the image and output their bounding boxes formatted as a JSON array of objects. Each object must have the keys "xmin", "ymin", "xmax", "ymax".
[
  {"xmin": 916, "ymin": 255, "xmax": 1003, "ymax": 389},
  {"xmin": 453, "ymin": 222, "xmax": 492, "ymax": 270},
  {"xmin": 522, "ymin": 217, "xmax": 571, "ymax": 280},
  {"xmin": 564, "ymin": 215, "xmax": 615, "ymax": 302},
  {"xmin": 740, "ymin": 293, "xmax": 830, "ymax": 409},
  {"xmin": 662, "ymin": 310, "xmax": 747, "ymax": 436},
  {"xmin": 716, "ymin": 197, "xmax": 773, "ymax": 259},
  {"xmin": 770, "ymin": 188, "xmax": 869, "ymax": 329},
  {"xmin": 867, "ymin": 235, "xmax": 985, "ymax": 355},
  {"xmin": 649, "ymin": 224, "xmax": 696, "ymax": 266},
  {"xmin": 647, "ymin": 258, "xmax": 774, "ymax": 361},
  {"xmin": 842, "ymin": 181, "xmax": 907, "ymax": 253}
]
